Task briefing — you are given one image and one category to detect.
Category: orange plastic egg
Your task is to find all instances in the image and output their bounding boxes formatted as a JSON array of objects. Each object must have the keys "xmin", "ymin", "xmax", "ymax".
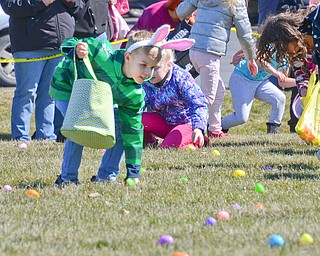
[
  {"xmin": 27, "ymin": 189, "xmax": 40, "ymax": 198},
  {"xmin": 172, "ymin": 252, "xmax": 189, "ymax": 256}
]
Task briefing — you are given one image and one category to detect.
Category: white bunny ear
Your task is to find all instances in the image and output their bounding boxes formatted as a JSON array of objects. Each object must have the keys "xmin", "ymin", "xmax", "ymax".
[
  {"xmin": 150, "ymin": 24, "xmax": 171, "ymax": 45},
  {"xmin": 160, "ymin": 38, "xmax": 195, "ymax": 51}
]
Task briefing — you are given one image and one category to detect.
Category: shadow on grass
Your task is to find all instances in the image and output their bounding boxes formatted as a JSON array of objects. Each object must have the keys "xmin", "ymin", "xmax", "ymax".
[
  {"xmin": 0, "ymin": 133, "xmax": 11, "ymax": 141},
  {"xmin": 217, "ymin": 140, "xmax": 292, "ymax": 148},
  {"xmin": 264, "ymin": 172, "xmax": 320, "ymax": 180},
  {"xmin": 267, "ymin": 148, "xmax": 317, "ymax": 156},
  {"xmin": 14, "ymin": 182, "xmax": 49, "ymax": 189}
]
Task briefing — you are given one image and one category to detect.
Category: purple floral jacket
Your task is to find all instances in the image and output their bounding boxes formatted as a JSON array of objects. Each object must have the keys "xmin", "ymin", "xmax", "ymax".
[{"xmin": 142, "ymin": 64, "xmax": 208, "ymax": 132}]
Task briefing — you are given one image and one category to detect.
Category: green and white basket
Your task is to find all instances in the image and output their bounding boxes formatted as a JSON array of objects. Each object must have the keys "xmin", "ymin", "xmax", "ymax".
[{"xmin": 61, "ymin": 57, "xmax": 115, "ymax": 149}]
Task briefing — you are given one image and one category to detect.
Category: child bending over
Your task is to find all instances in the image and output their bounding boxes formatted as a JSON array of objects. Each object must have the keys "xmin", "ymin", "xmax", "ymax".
[
  {"xmin": 50, "ymin": 25, "xmax": 194, "ymax": 186},
  {"xmin": 142, "ymin": 48, "xmax": 208, "ymax": 149}
]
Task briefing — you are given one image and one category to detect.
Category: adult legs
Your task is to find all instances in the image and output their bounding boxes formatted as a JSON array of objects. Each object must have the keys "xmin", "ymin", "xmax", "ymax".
[
  {"xmin": 34, "ymin": 51, "xmax": 62, "ymax": 140},
  {"xmin": 12, "ymin": 50, "xmax": 60, "ymax": 141}
]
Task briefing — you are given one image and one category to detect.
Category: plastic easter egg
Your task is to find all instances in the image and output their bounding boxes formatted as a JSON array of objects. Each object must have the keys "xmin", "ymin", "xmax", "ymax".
[
  {"xmin": 2, "ymin": 185, "xmax": 12, "ymax": 192},
  {"xmin": 216, "ymin": 210, "xmax": 230, "ymax": 221},
  {"xmin": 186, "ymin": 144, "xmax": 196, "ymax": 151},
  {"xmin": 262, "ymin": 165, "xmax": 272, "ymax": 171},
  {"xmin": 140, "ymin": 167, "xmax": 146, "ymax": 173},
  {"xmin": 255, "ymin": 203, "xmax": 265, "ymax": 209},
  {"xmin": 27, "ymin": 189, "xmax": 40, "ymax": 198},
  {"xmin": 269, "ymin": 234, "xmax": 285, "ymax": 248},
  {"xmin": 231, "ymin": 203, "xmax": 241, "ymax": 209},
  {"xmin": 233, "ymin": 169, "xmax": 246, "ymax": 178},
  {"xmin": 19, "ymin": 142, "xmax": 28, "ymax": 149},
  {"xmin": 205, "ymin": 217, "xmax": 217, "ymax": 226},
  {"xmin": 179, "ymin": 177, "xmax": 188, "ymax": 182},
  {"xmin": 211, "ymin": 149, "xmax": 220, "ymax": 156},
  {"xmin": 254, "ymin": 183, "xmax": 265, "ymax": 193},
  {"xmin": 126, "ymin": 178, "xmax": 135, "ymax": 186},
  {"xmin": 317, "ymin": 150, "xmax": 320, "ymax": 160},
  {"xmin": 157, "ymin": 234, "xmax": 174, "ymax": 245},
  {"xmin": 300, "ymin": 233, "xmax": 314, "ymax": 245},
  {"xmin": 172, "ymin": 252, "xmax": 189, "ymax": 256}
]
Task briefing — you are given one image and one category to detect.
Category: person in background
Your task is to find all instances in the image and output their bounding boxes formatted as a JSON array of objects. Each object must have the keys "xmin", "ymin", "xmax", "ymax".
[
  {"xmin": 258, "ymin": 0, "xmax": 279, "ymax": 27},
  {"xmin": 176, "ymin": 0, "xmax": 258, "ymax": 139},
  {"xmin": 120, "ymin": 0, "xmax": 185, "ymax": 48},
  {"xmin": 142, "ymin": 48, "xmax": 208, "ymax": 149},
  {"xmin": 0, "ymin": 0, "xmax": 83, "ymax": 144}
]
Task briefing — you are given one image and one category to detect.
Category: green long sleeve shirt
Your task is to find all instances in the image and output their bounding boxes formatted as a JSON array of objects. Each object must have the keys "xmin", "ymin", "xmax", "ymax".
[{"xmin": 50, "ymin": 37, "xmax": 145, "ymax": 165}]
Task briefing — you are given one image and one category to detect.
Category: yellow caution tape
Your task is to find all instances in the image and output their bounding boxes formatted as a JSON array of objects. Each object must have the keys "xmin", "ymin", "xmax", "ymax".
[
  {"xmin": 230, "ymin": 27, "xmax": 261, "ymax": 38},
  {"xmin": 0, "ymin": 53, "xmax": 63, "ymax": 63},
  {"xmin": 0, "ymin": 28, "xmax": 260, "ymax": 63}
]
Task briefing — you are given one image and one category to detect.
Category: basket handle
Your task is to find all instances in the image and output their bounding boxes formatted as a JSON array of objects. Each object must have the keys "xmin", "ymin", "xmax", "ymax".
[
  {"xmin": 73, "ymin": 55, "xmax": 98, "ymax": 81},
  {"xmin": 83, "ymin": 56, "xmax": 98, "ymax": 81}
]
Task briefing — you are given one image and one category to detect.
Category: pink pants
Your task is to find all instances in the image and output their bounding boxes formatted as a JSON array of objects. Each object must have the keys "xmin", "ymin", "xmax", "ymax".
[
  {"xmin": 142, "ymin": 112, "xmax": 199, "ymax": 148},
  {"xmin": 189, "ymin": 49, "xmax": 226, "ymax": 133}
]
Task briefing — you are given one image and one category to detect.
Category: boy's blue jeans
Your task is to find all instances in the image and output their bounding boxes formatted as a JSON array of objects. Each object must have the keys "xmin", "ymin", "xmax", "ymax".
[
  {"xmin": 55, "ymin": 100, "xmax": 125, "ymax": 182},
  {"xmin": 12, "ymin": 50, "xmax": 62, "ymax": 141}
]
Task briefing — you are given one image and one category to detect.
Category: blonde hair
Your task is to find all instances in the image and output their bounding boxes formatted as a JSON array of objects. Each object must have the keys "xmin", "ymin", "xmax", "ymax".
[
  {"xmin": 126, "ymin": 30, "xmax": 153, "ymax": 48},
  {"xmin": 126, "ymin": 29, "xmax": 162, "ymax": 62},
  {"xmin": 160, "ymin": 48, "xmax": 175, "ymax": 64}
]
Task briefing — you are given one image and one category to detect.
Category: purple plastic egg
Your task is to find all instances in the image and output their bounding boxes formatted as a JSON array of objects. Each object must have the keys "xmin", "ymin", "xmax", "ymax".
[
  {"xmin": 2, "ymin": 185, "xmax": 12, "ymax": 192},
  {"xmin": 157, "ymin": 234, "xmax": 174, "ymax": 245},
  {"xmin": 231, "ymin": 203, "xmax": 241, "ymax": 209},
  {"xmin": 205, "ymin": 217, "xmax": 217, "ymax": 226}
]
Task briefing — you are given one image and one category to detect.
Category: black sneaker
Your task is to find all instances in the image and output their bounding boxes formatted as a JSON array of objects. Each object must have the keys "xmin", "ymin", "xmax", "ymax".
[
  {"xmin": 54, "ymin": 175, "xmax": 80, "ymax": 187},
  {"xmin": 90, "ymin": 175, "xmax": 122, "ymax": 186}
]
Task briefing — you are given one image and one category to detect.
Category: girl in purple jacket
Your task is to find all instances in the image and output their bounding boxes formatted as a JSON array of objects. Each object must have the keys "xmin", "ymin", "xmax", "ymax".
[{"xmin": 142, "ymin": 48, "xmax": 208, "ymax": 149}]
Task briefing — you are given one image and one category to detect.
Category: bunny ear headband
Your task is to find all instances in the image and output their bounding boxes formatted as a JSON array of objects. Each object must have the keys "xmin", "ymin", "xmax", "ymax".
[{"xmin": 126, "ymin": 24, "xmax": 195, "ymax": 53}]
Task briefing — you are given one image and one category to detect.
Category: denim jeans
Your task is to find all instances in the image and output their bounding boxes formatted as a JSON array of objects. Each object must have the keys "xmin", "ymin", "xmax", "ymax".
[
  {"xmin": 55, "ymin": 100, "xmax": 124, "ymax": 182},
  {"xmin": 12, "ymin": 50, "xmax": 62, "ymax": 141}
]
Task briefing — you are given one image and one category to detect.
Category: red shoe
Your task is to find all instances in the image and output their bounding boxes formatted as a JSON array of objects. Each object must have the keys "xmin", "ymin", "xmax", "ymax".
[{"xmin": 208, "ymin": 131, "xmax": 228, "ymax": 139}]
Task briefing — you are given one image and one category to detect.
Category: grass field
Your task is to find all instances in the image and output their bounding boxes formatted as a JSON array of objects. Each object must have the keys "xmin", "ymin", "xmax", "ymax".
[{"xmin": 1, "ymin": 89, "xmax": 320, "ymax": 256}]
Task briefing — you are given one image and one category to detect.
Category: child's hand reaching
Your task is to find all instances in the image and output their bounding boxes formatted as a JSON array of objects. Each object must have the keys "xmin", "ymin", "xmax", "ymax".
[
  {"xmin": 231, "ymin": 49, "xmax": 245, "ymax": 66},
  {"xmin": 192, "ymin": 128, "xmax": 204, "ymax": 147},
  {"xmin": 248, "ymin": 59, "xmax": 258, "ymax": 77},
  {"xmin": 76, "ymin": 42, "xmax": 89, "ymax": 59}
]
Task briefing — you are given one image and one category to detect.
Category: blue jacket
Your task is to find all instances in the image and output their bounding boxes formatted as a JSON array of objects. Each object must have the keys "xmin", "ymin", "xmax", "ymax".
[{"xmin": 176, "ymin": 0, "xmax": 256, "ymax": 59}]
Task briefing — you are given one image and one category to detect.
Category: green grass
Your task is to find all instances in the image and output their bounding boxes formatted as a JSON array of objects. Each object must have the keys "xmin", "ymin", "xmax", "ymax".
[{"xmin": 1, "ymin": 89, "xmax": 320, "ymax": 256}]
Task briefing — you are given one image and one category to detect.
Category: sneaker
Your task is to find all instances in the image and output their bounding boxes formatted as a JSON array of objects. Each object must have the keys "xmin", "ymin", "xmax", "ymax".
[
  {"xmin": 90, "ymin": 175, "xmax": 122, "ymax": 186},
  {"xmin": 123, "ymin": 178, "xmax": 140, "ymax": 186},
  {"xmin": 208, "ymin": 131, "xmax": 228, "ymax": 139},
  {"xmin": 54, "ymin": 175, "xmax": 80, "ymax": 187}
]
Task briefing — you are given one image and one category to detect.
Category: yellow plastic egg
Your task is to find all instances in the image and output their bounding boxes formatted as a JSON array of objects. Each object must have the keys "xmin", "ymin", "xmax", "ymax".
[{"xmin": 233, "ymin": 169, "xmax": 246, "ymax": 178}]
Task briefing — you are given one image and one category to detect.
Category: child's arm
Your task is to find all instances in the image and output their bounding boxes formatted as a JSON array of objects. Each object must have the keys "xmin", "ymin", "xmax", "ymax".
[
  {"xmin": 117, "ymin": 91, "xmax": 145, "ymax": 179},
  {"xmin": 257, "ymin": 59, "xmax": 287, "ymax": 82},
  {"xmin": 278, "ymin": 77, "xmax": 297, "ymax": 89},
  {"xmin": 178, "ymin": 71, "xmax": 208, "ymax": 146}
]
